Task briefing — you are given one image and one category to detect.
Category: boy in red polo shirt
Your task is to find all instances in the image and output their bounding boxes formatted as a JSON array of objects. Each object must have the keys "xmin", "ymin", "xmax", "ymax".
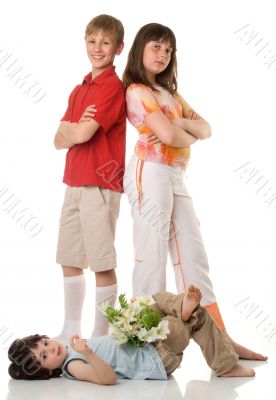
[{"xmin": 53, "ymin": 15, "xmax": 126, "ymax": 341}]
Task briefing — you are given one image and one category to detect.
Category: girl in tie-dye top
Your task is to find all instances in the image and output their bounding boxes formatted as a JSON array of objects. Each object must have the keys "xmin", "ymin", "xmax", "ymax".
[
  {"xmin": 126, "ymin": 83, "xmax": 192, "ymax": 169},
  {"xmin": 122, "ymin": 22, "xmax": 267, "ymax": 362}
]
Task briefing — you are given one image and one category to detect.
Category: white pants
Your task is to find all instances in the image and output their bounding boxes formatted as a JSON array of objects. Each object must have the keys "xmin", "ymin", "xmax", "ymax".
[{"xmin": 124, "ymin": 155, "xmax": 217, "ymax": 306}]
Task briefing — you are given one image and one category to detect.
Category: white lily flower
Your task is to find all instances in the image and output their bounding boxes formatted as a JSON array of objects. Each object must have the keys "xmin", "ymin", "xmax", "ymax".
[
  {"xmin": 146, "ymin": 327, "xmax": 159, "ymax": 343},
  {"xmin": 105, "ymin": 293, "xmax": 169, "ymax": 348},
  {"xmin": 128, "ymin": 301, "xmax": 143, "ymax": 314},
  {"xmin": 146, "ymin": 320, "xmax": 170, "ymax": 342},
  {"xmin": 156, "ymin": 320, "xmax": 170, "ymax": 339},
  {"xmin": 135, "ymin": 295, "xmax": 156, "ymax": 307},
  {"xmin": 122, "ymin": 307, "xmax": 136, "ymax": 320},
  {"xmin": 109, "ymin": 325, "xmax": 128, "ymax": 344},
  {"xmin": 114, "ymin": 308, "xmax": 136, "ymax": 331},
  {"xmin": 137, "ymin": 327, "xmax": 151, "ymax": 342}
]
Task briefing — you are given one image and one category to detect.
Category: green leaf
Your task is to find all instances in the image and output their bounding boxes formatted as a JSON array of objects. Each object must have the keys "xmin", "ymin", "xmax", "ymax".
[
  {"xmin": 105, "ymin": 306, "xmax": 122, "ymax": 323},
  {"xmin": 127, "ymin": 336, "xmax": 144, "ymax": 348},
  {"xmin": 118, "ymin": 293, "xmax": 128, "ymax": 309},
  {"xmin": 136, "ymin": 308, "xmax": 161, "ymax": 329}
]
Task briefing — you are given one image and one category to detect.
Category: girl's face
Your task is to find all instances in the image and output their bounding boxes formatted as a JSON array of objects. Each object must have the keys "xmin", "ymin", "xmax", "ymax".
[
  {"xmin": 142, "ymin": 40, "xmax": 173, "ymax": 84},
  {"xmin": 32, "ymin": 337, "xmax": 68, "ymax": 372}
]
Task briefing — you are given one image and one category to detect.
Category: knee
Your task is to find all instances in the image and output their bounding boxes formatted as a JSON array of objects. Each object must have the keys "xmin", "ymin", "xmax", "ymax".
[
  {"xmin": 163, "ymin": 316, "xmax": 189, "ymax": 353},
  {"xmin": 62, "ymin": 266, "xmax": 84, "ymax": 277}
]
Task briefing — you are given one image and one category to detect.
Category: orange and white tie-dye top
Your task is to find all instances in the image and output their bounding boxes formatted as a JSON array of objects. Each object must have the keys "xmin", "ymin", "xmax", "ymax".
[{"xmin": 126, "ymin": 83, "xmax": 192, "ymax": 169}]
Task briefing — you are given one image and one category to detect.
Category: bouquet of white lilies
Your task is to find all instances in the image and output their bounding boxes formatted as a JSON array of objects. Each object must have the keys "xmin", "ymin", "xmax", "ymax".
[{"xmin": 101, "ymin": 294, "xmax": 170, "ymax": 348}]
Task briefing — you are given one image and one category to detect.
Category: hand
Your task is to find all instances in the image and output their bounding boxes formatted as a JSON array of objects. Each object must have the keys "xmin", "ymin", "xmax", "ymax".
[
  {"xmin": 147, "ymin": 133, "xmax": 162, "ymax": 145},
  {"xmin": 187, "ymin": 109, "xmax": 201, "ymax": 120},
  {"xmin": 79, "ymin": 105, "xmax": 97, "ymax": 123},
  {"xmin": 69, "ymin": 335, "xmax": 92, "ymax": 356},
  {"xmin": 171, "ymin": 116, "xmax": 200, "ymax": 129}
]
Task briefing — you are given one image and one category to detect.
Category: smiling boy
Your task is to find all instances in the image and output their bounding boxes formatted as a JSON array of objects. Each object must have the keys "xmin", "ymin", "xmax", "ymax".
[{"xmin": 53, "ymin": 15, "xmax": 126, "ymax": 342}]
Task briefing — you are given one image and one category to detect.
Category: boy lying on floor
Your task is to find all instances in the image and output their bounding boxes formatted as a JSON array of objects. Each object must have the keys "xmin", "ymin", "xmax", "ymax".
[{"xmin": 8, "ymin": 285, "xmax": 255, "ymax": 384}]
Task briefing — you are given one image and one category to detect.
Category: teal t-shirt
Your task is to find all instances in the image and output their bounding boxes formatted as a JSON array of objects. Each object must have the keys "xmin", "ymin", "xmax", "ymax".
[{"xmin": 62, "ymin": 336, "xmax": 167, "ymax": 380}]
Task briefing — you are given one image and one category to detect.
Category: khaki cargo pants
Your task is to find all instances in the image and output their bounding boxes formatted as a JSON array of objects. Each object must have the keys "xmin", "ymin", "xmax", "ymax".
[{"xmin": 151, "ymin": 292, "xmax": 239, "ymax": 376}]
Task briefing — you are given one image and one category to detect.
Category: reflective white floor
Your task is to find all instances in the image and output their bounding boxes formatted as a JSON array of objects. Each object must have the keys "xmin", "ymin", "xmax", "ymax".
[{"xmin": 2, "ymin": 329, "xmax": 276, "ymax": 400}]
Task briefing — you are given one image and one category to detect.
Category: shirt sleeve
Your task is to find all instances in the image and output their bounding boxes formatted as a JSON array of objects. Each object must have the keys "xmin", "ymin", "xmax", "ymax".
[
  {"xmin": 174, "ymin": 93, "xmax": 193, "ymax": 118},
  {"xmin": 126, "ymin": 84, "xmax": 161, "ymax": 127},
  {"xmin": 91, "ymin": 80, "xmax": 125, "ymax": 132},
  {"xmin": 62, "ymin": 356, "xmax": 88, "ymax": 380},
  {"xmin": 60, "ymin": 85, "xmax": 80, "ymax": 122}
]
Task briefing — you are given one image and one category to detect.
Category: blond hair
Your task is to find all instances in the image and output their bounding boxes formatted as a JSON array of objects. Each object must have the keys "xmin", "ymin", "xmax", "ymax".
[{"xmin": 85, "ymin": 14, "xmax": 124, "ymax": 46}]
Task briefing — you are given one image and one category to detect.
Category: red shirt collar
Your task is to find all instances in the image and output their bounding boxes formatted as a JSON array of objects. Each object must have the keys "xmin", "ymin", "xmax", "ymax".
[{"xmin": 82, "ymin": 65, "xmax": 116, "ymax": 85}]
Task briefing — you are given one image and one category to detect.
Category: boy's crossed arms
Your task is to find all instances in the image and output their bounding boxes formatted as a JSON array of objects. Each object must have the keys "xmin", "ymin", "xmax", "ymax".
[{"xmin": 54, "ymin": 105, "xmax": 97, "ymax": 149}]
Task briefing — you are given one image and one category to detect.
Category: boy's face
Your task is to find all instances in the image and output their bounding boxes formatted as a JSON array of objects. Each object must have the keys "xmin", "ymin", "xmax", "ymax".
[
  {"xmin": 32, "ymin": 337, "xmax": 67, "ymax": 373},
  {"xmin": 85, "ymin": 30, "xmax": 124, "ymax": 77}
]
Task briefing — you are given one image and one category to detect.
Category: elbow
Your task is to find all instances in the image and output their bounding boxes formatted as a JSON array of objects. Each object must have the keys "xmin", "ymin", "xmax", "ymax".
[
  {"xmin": 109, "ymin": 375, "xmax": 117, "ymax": 385},
  {"xmin": 161, "ymin": 128, "xmax": 176, "ymax": 146},
  {"xmin": 206, "ymin": 123, "xmax": 212, "ymax": 138},
  {"xmin": 164, "ymin": 137, "xmax": 174, "ymax": 146},
  {"xmin": 107, "ymin": 371, "xmax": 117, "ymax": 385},
  {"xmin": 101, "ymin": 373, "xmax": 117, "ymax": 385},
  {"xmin": 54, "ymin": 139, "xmax": 61, "ymax": 150},
  {"xmin": 54, "ymin": 131, "xmax": 64, "ymax": 150},
  {"xmin": 199, "ymin": 123, "xmax": 211, "ymax": 140}
]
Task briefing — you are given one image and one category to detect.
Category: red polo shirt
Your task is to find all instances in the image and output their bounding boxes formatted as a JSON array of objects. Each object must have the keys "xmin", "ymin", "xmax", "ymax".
[{"xmin": 61, "ymin": 66, "xmax": 126, "ymax": 193}]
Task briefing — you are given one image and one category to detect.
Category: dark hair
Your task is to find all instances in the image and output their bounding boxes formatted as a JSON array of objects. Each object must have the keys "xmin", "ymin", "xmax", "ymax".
[
  {"xmin": 85, "ymin": 14, "xmax": 124, "ymax": 47},
  {"xmin": 123, "ymin": 23, "xmax": 177, "ymax": 93},
  {"xmin": 8, "ymin": 334, "xmax": 63, "ymax": 380}
]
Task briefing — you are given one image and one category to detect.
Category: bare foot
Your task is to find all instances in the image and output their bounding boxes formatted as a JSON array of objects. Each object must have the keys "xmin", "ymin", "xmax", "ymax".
[
  {"xmin": 220, "ymin": 362, "xmax": 255, "ymax": 377},
  {"xmin": 226, "ymin": 335, "xmax": 268, "ymax": 361},
  {"xmin": 181, "ymin": 284, "xmax": 202, "ymax": 321}
]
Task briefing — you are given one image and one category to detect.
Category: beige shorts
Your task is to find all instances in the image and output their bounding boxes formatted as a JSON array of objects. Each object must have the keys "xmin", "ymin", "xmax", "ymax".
[{"xmin": 56, "ymin": 186, "xmax": 121, "ymax": 272}]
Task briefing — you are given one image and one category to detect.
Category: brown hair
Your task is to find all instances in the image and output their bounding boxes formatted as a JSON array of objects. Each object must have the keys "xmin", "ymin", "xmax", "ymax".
[
  {"xmin": 123, "ymin": 23, "xmax": 177, "ymax": 93},
  {"xmin": 85, "ymin": 14, "xmax": 124, "ymax": 47},
  {"xmin": 8, "ymin": 334, "xmax": 63, "ymax": 380}
]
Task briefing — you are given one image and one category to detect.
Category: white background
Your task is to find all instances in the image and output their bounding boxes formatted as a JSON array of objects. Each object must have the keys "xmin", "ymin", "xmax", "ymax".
[{"xmin": 1, "ymin": 0, "xmax": 276, "ymax": 398}]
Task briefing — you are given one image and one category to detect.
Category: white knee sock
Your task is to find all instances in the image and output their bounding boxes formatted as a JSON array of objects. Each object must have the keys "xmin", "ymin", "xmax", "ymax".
[
  {"xmin": 91, "ymin": 283, "xmax": 118, "ymax": 337},
  {"xmin": 55, "ymin": 274, "xmax": 86, "ymax": 343}
]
